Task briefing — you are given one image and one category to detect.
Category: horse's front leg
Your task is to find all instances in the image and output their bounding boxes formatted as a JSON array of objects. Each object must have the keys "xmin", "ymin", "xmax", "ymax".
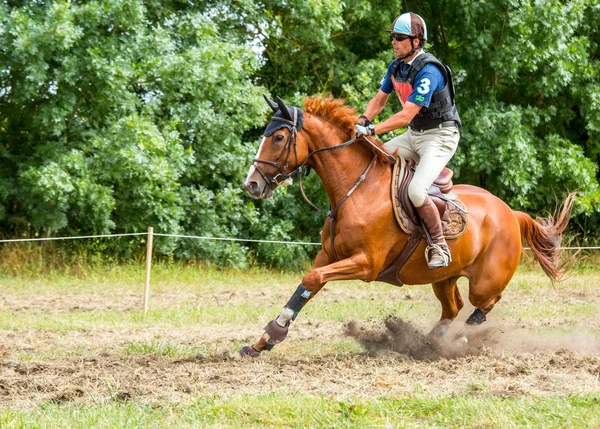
[{"xmin": 239, "ymin": 252, "xmax": 373, "ymax": 358}]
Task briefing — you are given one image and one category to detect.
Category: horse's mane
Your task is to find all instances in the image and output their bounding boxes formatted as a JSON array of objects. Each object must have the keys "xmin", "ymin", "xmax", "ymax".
[
  {"xmin": 303, "ymin": 95, "xmax": 390, "ymax": 162},
  {"xmin": 303, "ymin": 95, "xmax": 359, "ymax": 136}
]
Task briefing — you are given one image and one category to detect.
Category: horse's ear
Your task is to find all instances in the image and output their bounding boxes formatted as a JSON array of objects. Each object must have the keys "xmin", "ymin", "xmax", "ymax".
[
  {"xmin": 275, "ymin": 96, "xmax": 293, "ymax": 121},
  {"xmin": 263, "ymin": 94, "xmax": 278, "ymax": 112}
]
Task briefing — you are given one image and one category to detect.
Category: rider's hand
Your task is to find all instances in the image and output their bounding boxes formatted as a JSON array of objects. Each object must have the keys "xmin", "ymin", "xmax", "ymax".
[
  {"xmin": 355, "ymin": 123, "xmax": 375, "ymax": 138},
  {"xmin": 358, "ymin": 114, "xmax": 370, "ymax": 126}
]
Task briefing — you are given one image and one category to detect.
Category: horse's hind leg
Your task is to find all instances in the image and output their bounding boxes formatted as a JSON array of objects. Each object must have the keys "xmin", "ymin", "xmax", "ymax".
[
  {"xmin": 467, "ymin": 265, "xmax": 513, "ymax": 324},
  {"xmin": 451, "ymin": 293, "xmax": 504, "ymax": 345},
  {"xmin": 453, "ymin": 249, "xmax": 517, "ymax": 344},
  {"xmin": 464, "ymin": 220, "xmax": 520, "ymax": 325},
  {"xmin": 429, "ymin": 276, "xmax": 464, "ymax": 339},
  {"xmin": 465, "ymin": 294, "xmax": 503, "ymax": 326}
]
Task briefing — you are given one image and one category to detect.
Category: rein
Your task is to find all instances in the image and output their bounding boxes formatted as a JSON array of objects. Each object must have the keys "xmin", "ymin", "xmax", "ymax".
[{"xmin": 253, "ymin": 113, "xmax": 380, "ymax": 261}]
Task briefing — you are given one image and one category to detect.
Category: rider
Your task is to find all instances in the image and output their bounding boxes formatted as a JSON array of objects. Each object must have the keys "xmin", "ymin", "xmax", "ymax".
[{"xmin": 354, "ymin": 12, "xmax": 461, "ymax": 270}]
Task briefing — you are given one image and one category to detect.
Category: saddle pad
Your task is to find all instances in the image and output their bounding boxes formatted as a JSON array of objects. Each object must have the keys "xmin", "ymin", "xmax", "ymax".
[{"xmin": 391, "ymin": 157, "xmax": 468, "ymax": 240}]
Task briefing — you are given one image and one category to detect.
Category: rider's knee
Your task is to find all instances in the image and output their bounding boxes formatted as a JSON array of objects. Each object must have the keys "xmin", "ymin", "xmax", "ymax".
[{"xmin": 408, "ymin": 182, "xmax": 427, "ymax": 207}]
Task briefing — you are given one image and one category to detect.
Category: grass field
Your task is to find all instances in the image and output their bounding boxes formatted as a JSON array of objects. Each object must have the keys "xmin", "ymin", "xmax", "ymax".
[{"xmin": 1, "ymin": 260, "xmax": 599, "ymax": 428}]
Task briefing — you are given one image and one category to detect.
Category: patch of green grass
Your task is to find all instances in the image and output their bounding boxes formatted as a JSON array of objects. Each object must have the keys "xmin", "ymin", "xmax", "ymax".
[
  {"xmin": 4, "ymin": 336, "xmax": 365, "ymax": 362},
  {"xmin": 272, "ymin": 336, "xmax": 365, "ymax": 357},
  {"xmin": 2, "ymin": 264, "xmax": 600, "ymax": 427},
  {"xmin": 0, "ymin": 263, "xmax": 305, "ymax": 295},
  {"xmin": 1, "ymin": 393, "xmax": 599, "ymax": 428},
  {"xmin": 122, "ymin": 340, "xmax": 209, "ymax": 358},
  {"xmin": 0, "ymin": 297, "xmax": 435, "ymax": 332},
  {"xmin": 502, "ymin": 301, "xmax": 598, "ymax": 319}
]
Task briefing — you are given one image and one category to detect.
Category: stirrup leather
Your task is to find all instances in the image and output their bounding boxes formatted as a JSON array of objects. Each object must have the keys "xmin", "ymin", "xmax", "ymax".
[{"xmin": 424, "ymin": 244, "xmax": 451, "ymax": 267}]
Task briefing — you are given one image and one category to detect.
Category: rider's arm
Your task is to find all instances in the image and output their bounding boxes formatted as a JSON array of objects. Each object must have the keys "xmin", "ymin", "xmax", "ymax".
[
  {"xmin": 373, "ymin": 101, "xmax": 422, "ymax": 134},
  {"xmin": 362, "ymin": 90, "xmax": 391, "ymax": 122}
]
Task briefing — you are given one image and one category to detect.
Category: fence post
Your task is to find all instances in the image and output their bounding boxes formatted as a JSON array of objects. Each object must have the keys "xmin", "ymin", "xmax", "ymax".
[{"xmin": 143, "ymin": 227, "xmax": 154, "ymax": 316}]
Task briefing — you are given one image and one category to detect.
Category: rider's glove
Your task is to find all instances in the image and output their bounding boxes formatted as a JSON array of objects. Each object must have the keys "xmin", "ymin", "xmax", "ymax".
[{"xmin": 355, "ymin": 123, "xmax": 376, "ymax": 138}]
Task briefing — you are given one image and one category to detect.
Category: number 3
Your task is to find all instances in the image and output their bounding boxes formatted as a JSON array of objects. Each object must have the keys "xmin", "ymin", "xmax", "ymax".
[{"xmin": 417, "ymin": 78, "xmax": 431, "ymax": 94}]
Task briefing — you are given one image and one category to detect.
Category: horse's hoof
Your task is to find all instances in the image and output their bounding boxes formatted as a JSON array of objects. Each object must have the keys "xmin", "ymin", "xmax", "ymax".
[
  {"xmin": 239, "ymin": 345, "xmax": 261, "ymax": 358},
  {"xmin": 428, "ymin": 323, "xmax": 449, "ymax": 340},
  {"xmin": 454, "ymin": 335, "xmax": 468, "ymax": 346}
]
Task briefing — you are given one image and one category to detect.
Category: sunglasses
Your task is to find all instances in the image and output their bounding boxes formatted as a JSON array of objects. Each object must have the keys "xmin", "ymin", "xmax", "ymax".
[{"xmin": 390, "ymin": 34, "xmax": 411, "ymax": 42}]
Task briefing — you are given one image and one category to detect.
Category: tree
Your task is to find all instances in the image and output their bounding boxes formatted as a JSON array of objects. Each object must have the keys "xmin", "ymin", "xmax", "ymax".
[
  {"xmin": 233, "ymin": 0, "xmax": 600, "ymax": 241},
  {"xmin": 0, "ymin": 1, "xmax": 269, "ymax": 262},
  {"xmin": 2, "ymin": 0, "xmax": 600, "ymax": 268}
]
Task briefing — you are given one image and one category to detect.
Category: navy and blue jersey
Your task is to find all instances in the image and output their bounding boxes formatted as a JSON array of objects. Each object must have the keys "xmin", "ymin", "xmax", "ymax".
[{"xmin": 380, "ymin": 57, "xmax": 445, "ymax": 108}]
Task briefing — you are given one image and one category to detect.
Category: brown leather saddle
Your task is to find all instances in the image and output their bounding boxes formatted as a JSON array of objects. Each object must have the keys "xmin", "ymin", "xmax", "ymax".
[
  {"xmin": 375, "ymin": 158, "xmax": 468, "ymax": 286},
  {"xmin": 392, "ymin": 157, "xmax": 468, "ymax": 238}
]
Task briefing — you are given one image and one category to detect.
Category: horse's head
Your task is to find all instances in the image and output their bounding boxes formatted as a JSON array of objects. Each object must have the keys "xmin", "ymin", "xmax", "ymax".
[{"xmin": 244, "ymin": 95, "xmax": 308, "ymax": 199}]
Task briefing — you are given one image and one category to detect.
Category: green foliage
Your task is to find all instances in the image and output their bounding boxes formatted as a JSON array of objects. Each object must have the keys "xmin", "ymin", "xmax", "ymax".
[
  {"xmin": 213, "ymin": 0, "xmax": 600, "ymax": 248},
  {"xmin": 246, "ymin": 0, "xmax": 600, "ymax": 241},
  {"xmin": 438, "ymin": 0, "xmax": 600, "ymax": 216},
  {"xmin": 0, "ymin": 0, "xmax": 268, "ymax": 263},
  {"xmin": 2, "ymin": 0, "xmax": 600, "ymax": 267}
]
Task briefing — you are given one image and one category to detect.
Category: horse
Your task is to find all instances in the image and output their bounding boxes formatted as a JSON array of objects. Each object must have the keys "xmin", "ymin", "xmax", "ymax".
[{"xmin": 239, "ymin": 94, "xmax": 574, "ymax": 358}]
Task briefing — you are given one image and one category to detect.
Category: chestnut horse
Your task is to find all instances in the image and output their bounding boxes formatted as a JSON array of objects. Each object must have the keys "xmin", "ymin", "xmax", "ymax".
[{"xmin": 240, "ymin": 95, "xmax": 574, "ymax": 358}]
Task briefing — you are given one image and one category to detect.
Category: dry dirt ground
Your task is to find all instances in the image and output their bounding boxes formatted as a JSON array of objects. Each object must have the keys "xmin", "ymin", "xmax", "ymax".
[{"xmin": 1, "ymin": 286, "xmax": 600, "ymax": 408}]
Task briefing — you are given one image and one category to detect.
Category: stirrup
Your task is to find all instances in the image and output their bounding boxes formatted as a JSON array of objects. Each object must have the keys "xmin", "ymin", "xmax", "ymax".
[{"xmin": 424, "ymin": 244, "xmax": 451, "ymax": 269}]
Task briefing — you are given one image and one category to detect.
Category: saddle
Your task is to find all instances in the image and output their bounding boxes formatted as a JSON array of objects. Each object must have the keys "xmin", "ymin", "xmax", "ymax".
[
  {"xmin": 392, "ymin": 157, "xmax": 468, "ymax": 239},
  {"xmin": 376, "ymin": 157, "xmax": 468, "ymax": 287}
]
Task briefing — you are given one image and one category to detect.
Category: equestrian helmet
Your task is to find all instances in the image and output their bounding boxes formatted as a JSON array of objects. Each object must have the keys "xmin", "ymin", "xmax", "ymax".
[{"xmin": 386, "ymin": 12, "xmax": 427, "ymax": 41}]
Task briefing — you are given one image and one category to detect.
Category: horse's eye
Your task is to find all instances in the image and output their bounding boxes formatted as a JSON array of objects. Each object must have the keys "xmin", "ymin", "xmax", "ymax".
[{"xmin": 273, "ymin": 134, "xmax": 285, "ymax": 143}]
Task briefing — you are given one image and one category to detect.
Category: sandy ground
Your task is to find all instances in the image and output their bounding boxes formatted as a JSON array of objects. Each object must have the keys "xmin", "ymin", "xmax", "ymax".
[{"xmin": 1, "ymin": 288, "xmax": 600, "ymax": 408}]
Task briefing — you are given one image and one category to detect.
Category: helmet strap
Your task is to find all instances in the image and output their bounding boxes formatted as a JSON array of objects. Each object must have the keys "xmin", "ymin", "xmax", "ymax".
[{"xmin": 399, "ymin": 37, "xmax": 419, "ymax": 60}]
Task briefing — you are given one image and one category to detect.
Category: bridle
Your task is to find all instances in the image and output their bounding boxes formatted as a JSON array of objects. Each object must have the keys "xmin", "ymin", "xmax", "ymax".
[
  {"xmin": 252, "ymin": 109, "xmax": 304, "ymax": 192},
  {"xmin": 252, "ymin": 99, "xmax": 397, "ymax": 261},
  {"xmin": 252, "ymin": 108, "xmax": 360, "ymax": 212}
]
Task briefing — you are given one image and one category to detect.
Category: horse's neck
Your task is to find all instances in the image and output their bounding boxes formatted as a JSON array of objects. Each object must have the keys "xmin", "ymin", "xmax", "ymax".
[{"xmin": 304, "ymin": 120, "xmax": 374, "ymax": 206}]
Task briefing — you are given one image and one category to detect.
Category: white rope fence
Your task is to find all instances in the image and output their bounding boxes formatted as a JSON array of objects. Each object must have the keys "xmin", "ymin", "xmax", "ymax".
[
  {"xmin": 152, "ymin": 233, "xmax": 320, "ymax": 246},
  {"xmin": 0, "ymin": 228, "xmax": 322, "ymax": 315},
  {"xmin": 0, "ymin": 232, "xmax": 148, "ymax": 243},
  {"xmin": 3, "ymin": 231, "xmax": 598, "ymax": 248},
  {"xmin": 1, "ymin": 228, "xmax": 599, "ymax": 315}
]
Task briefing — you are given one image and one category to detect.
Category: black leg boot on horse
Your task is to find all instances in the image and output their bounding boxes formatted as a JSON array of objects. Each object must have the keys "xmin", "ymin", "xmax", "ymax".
[
  {"xmin": 416, "ymin": 196, "xmax": 451, "ymax": 269},
  {"xmin": 239, "ymin": 284, "xmax": 312, "ymax": 358}
]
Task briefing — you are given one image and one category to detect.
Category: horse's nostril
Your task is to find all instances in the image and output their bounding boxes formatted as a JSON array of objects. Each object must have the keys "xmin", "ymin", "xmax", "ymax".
[{"xmin": 245, "ymin": 181, "xmax": 259, "ymax": 192}]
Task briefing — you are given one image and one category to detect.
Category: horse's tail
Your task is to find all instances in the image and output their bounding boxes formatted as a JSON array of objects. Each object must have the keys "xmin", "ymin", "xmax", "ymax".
[{"xmin": 513, "ymin": 192, "xmax": 576, "ymax": 283}]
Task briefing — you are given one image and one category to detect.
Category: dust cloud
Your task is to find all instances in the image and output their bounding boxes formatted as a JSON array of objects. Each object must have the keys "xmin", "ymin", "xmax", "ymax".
[{"xmin": 346, "ymin": 316, "xmax": 600, "ymax": 360}]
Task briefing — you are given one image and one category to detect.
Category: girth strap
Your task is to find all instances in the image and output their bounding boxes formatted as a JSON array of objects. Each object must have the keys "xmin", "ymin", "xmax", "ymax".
[{"xmin": 376, "ymin": 229, "xmax": 424, "ymax": 286}]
